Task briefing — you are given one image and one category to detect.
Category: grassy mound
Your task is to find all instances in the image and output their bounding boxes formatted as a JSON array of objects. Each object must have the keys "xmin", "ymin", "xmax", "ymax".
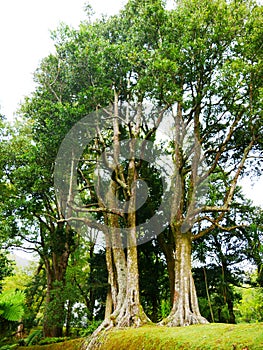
[
  {"xmin": 17, "ymin": 338, "xmax": 84, "ymax": 350},
  {"xmin": 16, "ymin": 323, "xmax": 263, "ymax": 350},
  {"xmin": 93, "ymin": 323, "xmax": 263, "ymax": 350}
]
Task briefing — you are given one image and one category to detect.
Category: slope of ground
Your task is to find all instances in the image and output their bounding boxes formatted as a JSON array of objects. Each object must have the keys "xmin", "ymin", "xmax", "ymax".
[
  {"xmin": 18, "ymin": 323, "xmax": 263, "ymax": 350},
  {"xmin": 87, "ymin": 323, "xmax": 263, "ymax": 350}
]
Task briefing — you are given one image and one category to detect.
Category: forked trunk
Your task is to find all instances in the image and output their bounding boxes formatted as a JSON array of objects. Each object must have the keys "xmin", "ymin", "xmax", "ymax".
[
  {"xmin": 109, "ymin": 245, "xmax": 149, "ymax": 328},
  {"xmin": 103, "ymin": 137, "xmax": 149, "ymax": 329},
  {"xmin": 111, "ymin": 158, "xmax": 150, "ymax": 328},
  {"xmin": 162, "ymin": 230, "xmax": 208, "ymax": 326},
  {"xmin": 86, "ymin": 242, "xmax": 149, "ymax": 350},
  {"xmin": 86, "ymin": 207, "xmax": 149, "ymax": 349},
  {"xmin": 102, "ymin": 227, "xmax": 149, "ymax": 329},
  {"xmin": 85, "ymin": 98, "xmax": 150, "ymax": 349}
]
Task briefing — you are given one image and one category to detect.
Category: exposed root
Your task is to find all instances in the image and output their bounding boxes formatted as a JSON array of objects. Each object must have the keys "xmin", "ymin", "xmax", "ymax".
[
  {"xmin": 159, "ymin": 310, "xmax": 209, "ymax": 327},
  {"xmin": 113, "ymin": 303, "xmax": 150, "ymax": 328},
  {"xmin": 83, "ymin": 319, "xmax": 112, "ymax": 350},
  {"xmin": 84, "ymin": 306, "xmax": 150, "ymax": 350}
]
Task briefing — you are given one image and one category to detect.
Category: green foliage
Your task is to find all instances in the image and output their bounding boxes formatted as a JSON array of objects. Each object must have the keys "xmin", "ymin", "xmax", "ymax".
[
  {"xmin": 25, "ymin": 329, "xmax": 43, "ymax": 346},
  {"xmin": 0, "ymin": 253, "xmax": 14, "ymax": 292},
  {"xmin": 236, "ymin": 287, "xmax": 263, "ymax": 323},
  {"xmin": 0, "ymin": 262, "xmax": 42, "ymax": 332},
  {"xmin": 139, "ymin": 240, "xmax": 170, "ymax": 322},
  {"xmin": 0, "ymin": 345, "xmax": 18, "ymax": 350},
  {"xmin": 0, "ymin": 290, "xmax": 25, "ymax": 321},
  {"xmin": 1, "ymin": 0, "xmax": 263, "ymax": 334},
  {"xmin": 63, "ymin": 243, "xmax": 108, "ymax": 328},
  {"xmin": 39, "ymin": 337, "xmax": 70, "ymax": 345},
  {"xmin": 43, "ymin": 281, "xmax": 66, "ymax": 331},
  {"xmin": 160, "ymin": 299, "xmax": 171, "ymax": 319},
  {"xmin": 23, "ymin": 267, "xmax": 46, "ymax": 330},
  {"xmin": 79, "ymin": 320, "xmax": 103, "ymax": 337},
  {"xmin": 2, "ymin": 264, "xmax": 34, "ymax": 292}
]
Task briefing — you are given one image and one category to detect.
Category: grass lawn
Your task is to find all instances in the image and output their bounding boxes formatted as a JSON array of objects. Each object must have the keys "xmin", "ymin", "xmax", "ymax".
[
  {"xmin": 17, "ymin": 339, "xmax": 84, "ymax": 350},
  {"xmin": 19, "ymin": 323, "xmax": 263, "ymax": 350},
  {"xmin": 90, "ymin": 323, "xmax": 263, "ymax": 350}
]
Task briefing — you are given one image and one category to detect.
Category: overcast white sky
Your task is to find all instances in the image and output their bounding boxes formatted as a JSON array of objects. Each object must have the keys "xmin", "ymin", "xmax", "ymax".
[
  {"xmin": 0, "ymin": 0, "xmax": 127, "ymax": 120},
  {"xmin": 0, "ymin": 0, "xmax": 262, "ymax": 207}
]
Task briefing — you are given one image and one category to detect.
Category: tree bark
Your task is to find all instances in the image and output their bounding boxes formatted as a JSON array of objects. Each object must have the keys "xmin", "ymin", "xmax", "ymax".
[
  {"xmin": 42, "ymin": 230, "xmax": 70, "ymax": 338},
  {"xmin": 86, "ymin": 227, "xmax": 149, "ymax": 350},
  {"xmin": 86, "ymin": 101, "xmax": 150, "ymax": 349},
  {"xmin": 102, "ymin": 97, "xmax": 148, "ymax": 328},
  {"xmin": 161, "ymin": 230, "xmax": 208, "ymax": 326},
  {"xmin": 43, "ymin": 266, "xmax": 66, "ymax": 337},
  {"xmin": 103, "ymin": 180, "xmax": 149, "ymax": 328}
]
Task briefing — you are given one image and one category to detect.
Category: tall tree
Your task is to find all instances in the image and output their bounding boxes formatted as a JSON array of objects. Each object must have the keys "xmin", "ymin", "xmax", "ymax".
[
  {"xmin": 158, "ymin": 0, "xmax": 263, "ymax": 326},
  {"xmin": 53, "ymin": 2, "xmax": 171, "ymax": 343},
  {"xmin": 0, "ymin": 39, "xmax": 93, "ymax": 335}
]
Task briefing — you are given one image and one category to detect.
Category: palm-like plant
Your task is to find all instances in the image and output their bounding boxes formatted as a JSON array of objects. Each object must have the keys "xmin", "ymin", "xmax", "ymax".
[{"xmin": 0, "ymin": 290, "xmax": 25, "ymax": 321}]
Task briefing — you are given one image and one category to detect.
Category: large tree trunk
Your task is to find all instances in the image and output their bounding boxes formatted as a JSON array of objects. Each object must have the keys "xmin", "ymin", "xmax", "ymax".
[
  {"xmin": 101, "ymin": 197, "xmax": 149, "ymax": 329},
  {"xmin": 43, "ymin": 266, "xmax": 65, "ymax": 338},
  {"xmin": 102, "ymin": 99, "xmax": 148, "ymax": 328},
  {"xmin": 111, "ymin": 246, "xmax": 149, "ymax": 328},
  {"xmin": 42, "ymin": 233, "xmax": 70, "ymax": 338},
  {"xmin": 86, "ymin": 114, "xmax": 150, "ymax": 348},
  {"xmin": 161, "ymin": 230, "xmax": 208, "ymax": 326},
  {"xmin": 110, "ymin": 174, "xmax": 149, "ymax": 327},
  {"xmin": 86, "ymin": 230, "xmax": 149, "ymax": 350}
]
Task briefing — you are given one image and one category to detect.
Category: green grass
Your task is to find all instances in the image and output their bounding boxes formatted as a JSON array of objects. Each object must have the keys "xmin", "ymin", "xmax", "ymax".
[
  {"xmin": 95, "ymin": 323, "xmax": 263, "ymax": 350},
  {"xmin": 16, "ymin": 323, "xmax": 263, "ymax": 350},
  {"xmin": 17, "ymin": 338, "xmax": 84, "ymax": 350}
]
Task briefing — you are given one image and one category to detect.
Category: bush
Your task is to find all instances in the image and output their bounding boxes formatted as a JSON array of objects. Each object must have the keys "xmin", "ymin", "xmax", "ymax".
[
  {"xmin": 0, "ymin": 345, "xmax": 18, "ymax": 350},
  {"xmin": 236, "ymin": 287, "xmax": 263, "ymax": 323},
  {"xmin": 38, "ymin": 337, "xmax": 69, "ymax": 345},
  {"xmin": 160, "ymin": 299, "xmax": 171, "ymax": 320},
  {"xmin": 79, "ymin": 320, "xmax": 102, "ymax": 337},
  {"xmin": 17, "ymin": 340, "xmax": 25, "ymax": 347},
  {"xmin": 25, "ymin": 329, "xmax": 43, "ymax": 346}
]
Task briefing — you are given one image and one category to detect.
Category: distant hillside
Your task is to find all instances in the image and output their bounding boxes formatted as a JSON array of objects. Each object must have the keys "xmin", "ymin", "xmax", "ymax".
[{"xmin": 10, "ymin": 252, "xmax": 37, "ymax": 269}]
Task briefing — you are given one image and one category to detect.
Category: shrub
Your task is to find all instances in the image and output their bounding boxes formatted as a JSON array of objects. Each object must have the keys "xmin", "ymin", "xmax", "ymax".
[
  {"xmin": 79, "ymin": 320, "xmax": 102, "ymax": 337},
  {"xmin": 236, "ymin": 287, "xmax": 263, "ymax": 323},
  {"xmin": 25, "ymin": 329, "xmax": 43, "ymax": 346},
  {"xmin": 0, "ymin": 345, "xmax": 18, "ymax": 350},
  {"xmin": 38, "ymin": 337, "xmax": 69, "ymax": 345}
]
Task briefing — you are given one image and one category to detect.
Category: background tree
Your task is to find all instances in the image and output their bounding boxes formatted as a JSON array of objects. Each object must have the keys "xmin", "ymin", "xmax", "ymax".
[
  {"xmin": 240, "ymin": 209, "xmax": 263, "ymax": 287},
  {"xmin": 0, "ymin": 253, "xmax": 14, "ymax": 292},
  {"xmin": 139, "ymin": 240, "xmax": 170, "ymax": 323},
  {"xmin": 0, "ymin": 82, "xmax": 81, "ymax": 337}
]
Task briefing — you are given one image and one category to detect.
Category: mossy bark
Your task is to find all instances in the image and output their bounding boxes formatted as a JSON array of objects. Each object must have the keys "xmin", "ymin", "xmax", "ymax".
[
  {"xmin": 161, "ymin": 230, "xmax": 208, "ymax": 327},
  {"xmin": 42, "ymin": 222, "xmax": 71, "ymax": 338},
  {"xmin": 86, "ymin": 236, "xmax": 149, "ymax": 350}
]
